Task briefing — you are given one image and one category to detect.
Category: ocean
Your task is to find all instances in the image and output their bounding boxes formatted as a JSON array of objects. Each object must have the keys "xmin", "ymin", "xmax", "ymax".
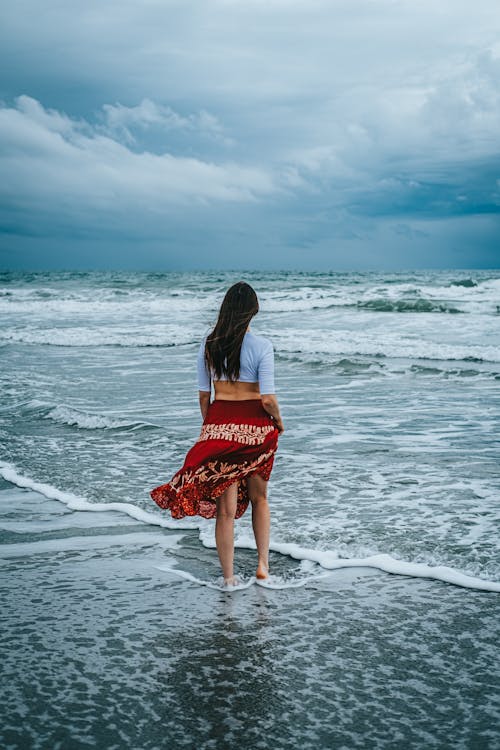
[{"xmin": 1, "ymin": 269, "xmax": 499, "ymax": 749}]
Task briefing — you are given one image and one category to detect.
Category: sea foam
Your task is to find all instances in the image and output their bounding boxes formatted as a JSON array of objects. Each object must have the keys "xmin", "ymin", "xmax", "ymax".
[
  {"xmin": 154, "ymin": 566, "xmax": 256, "ymax": 590},
  {"xmin": 0, "ymin": 462, "xmax": 192, "ymax": 530},
  {"xmin": 154, "ymin": 564, "xmax": 331, "ymax": 590},
  {"xmin": 273, "ymin": 329, "xmax": 500, "ymax": 364},
  {"xmin": 0, "ymin": 325, "xmax": 196, "ymax": 348},
  {"xmin": 2, "ymin": 462, "xmax": 499, "ymax": 593}
]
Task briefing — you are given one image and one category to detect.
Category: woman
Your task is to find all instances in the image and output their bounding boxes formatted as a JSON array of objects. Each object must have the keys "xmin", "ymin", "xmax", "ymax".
[{"xmin": 150, "ymin": 281, "xmax": 284, "ymax": 587}]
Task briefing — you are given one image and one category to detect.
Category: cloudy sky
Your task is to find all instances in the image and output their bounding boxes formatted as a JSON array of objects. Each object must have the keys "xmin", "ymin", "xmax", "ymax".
[{"xmin": 1, "ymin": 0, "xmax": 499, "ymax": 270}]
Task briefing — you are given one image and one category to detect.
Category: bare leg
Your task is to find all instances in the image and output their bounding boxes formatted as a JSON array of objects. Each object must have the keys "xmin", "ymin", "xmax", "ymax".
[
  {"xmin": 247, "ymin": 474, "xmax": 270, "ymax": 579},
  {"xmin": 215, "ymin": 482, "xmax": 238, "ymax": 584}
]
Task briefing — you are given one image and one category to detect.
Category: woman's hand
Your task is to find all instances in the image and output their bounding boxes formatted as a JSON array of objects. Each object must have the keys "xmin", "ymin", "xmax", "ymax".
[
  {"xmin": 273, "ymin": 416, "xmax": 285, "ymax": 434},
  {"xmin": 261, "ymin": 394, "xmax": 284, "ymax": 434}
]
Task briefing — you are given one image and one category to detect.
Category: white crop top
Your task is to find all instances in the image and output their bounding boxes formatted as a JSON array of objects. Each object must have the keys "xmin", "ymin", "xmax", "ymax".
[{"xmin": 197, "ymin": 331, "xmax": 275, "ymax": 394}]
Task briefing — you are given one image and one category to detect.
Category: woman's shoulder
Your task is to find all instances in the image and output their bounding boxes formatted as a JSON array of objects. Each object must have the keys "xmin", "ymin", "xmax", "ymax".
[
  {"xmin": 198, "ymin": 333, "xmax": 210, "ymax": 355},
  {"xmin": 246, "ymin": 331, "xmax": 273, "ymax": 351}
]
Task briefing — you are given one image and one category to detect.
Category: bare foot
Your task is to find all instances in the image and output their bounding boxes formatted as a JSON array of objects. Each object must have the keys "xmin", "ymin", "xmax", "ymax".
[
  {"xmin": 256, "ymin": 561, "xmax": 269, "ymax": 580},
  {"xmin": 223, "ymin": 575, "xmax": 240, "ymax": 587}
]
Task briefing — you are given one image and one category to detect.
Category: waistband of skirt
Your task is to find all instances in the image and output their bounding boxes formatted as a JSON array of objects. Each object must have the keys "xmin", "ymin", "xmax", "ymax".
[{"xmin": 207, "ymin": 398, "xmax": 270, "ymax": 420}]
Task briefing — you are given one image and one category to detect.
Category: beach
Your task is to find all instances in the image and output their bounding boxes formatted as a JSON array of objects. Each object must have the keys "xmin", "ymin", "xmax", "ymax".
[
  {"xmin": 1, "ymin": 478, "xmax": 498, "ymax": 749},
  {"xmin": 1, "ymin": 269, "xmax": 499, "ymax": 748}
]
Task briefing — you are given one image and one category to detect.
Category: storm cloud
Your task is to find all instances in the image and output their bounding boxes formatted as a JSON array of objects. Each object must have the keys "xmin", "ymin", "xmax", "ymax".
[{"xmin": 1, "ymin": 0, "xmax": 499, "ymax": 269}]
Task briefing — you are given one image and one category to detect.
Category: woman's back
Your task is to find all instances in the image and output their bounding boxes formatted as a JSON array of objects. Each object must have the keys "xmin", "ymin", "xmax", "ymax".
[{"xmin": 197, "ymin": 330, "xmax": 275, "ymax": 399}]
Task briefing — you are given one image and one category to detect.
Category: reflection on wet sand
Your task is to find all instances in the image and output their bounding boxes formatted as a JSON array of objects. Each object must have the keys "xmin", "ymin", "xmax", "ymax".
[{"xmin": 154, "ymin": 591, "xmax": 283, "ymax": 746}]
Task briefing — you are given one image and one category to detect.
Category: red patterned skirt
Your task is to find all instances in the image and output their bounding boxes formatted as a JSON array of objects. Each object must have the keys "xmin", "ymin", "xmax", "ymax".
[{"xmin": 150, "ymin": 399, "xmax": 279, "ymax": 519}]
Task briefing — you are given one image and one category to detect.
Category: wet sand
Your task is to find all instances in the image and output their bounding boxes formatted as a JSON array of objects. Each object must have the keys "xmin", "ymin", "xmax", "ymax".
[{"xmin": 1, "ymin": 480, "xmax": 498, "ymax": 750}]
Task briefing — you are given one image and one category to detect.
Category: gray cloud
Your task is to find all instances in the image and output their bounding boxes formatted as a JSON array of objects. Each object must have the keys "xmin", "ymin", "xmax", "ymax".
[
  {"xmin": 101, "ymin": 99, "xmax": 233, "ymax": 149},
  {"xmin": 0, "ymin": 96, "xmax": 279, "ymax": 211},
  {"xmin": 1, "ymin": 0, "xmax": 499, "ymax": 269}
]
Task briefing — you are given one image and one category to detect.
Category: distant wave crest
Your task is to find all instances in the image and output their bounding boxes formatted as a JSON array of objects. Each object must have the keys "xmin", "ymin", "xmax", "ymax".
[
  {"xmin": 450, "ymin": 278, "xmax": 477, "ymax": 288},
  {"xmin": 44, "ymin": 405, "xmax": 155, "ymax": 431},
  {"xmin": 19, "ymin": 401, "xmax": 155, "ymax": 431},
  {"xmin": 355, "ymin": 298, "xmax": 462, "ymax": 313}
]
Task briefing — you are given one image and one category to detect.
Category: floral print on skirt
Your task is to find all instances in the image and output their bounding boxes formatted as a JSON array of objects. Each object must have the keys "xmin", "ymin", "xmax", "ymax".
[{"xmin": 150, "ymin": 399, "xmax": 279, "ymax": 519}]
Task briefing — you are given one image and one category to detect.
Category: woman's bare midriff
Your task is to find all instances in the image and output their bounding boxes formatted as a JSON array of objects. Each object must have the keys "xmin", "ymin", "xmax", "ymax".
[{"xmin": 213, "ymin": 380, "xmax": 261, "ymax": 401}]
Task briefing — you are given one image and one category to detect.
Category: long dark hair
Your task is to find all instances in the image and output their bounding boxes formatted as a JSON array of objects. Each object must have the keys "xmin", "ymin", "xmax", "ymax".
[{"xmin": 205, "ymin": 281, "xmax": 259, "ymax": 382}]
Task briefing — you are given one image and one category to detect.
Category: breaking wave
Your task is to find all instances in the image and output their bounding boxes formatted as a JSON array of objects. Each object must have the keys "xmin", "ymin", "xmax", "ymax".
[
  {"xmin": 18, "ymin": 400, "xmax": 156, "ymax": 431},
  {"xmin": 274, "ymin": 330, "xmax": 500, "ymax": 364},
  {"xmin": 44, "ymin": 405, "xmax": 155, "ymax": 431},
  {"xmin": 0, "ymin": 326, "xmax": 197, "ymax": 348},
  {"xmin": 355, "ymin": 298, "xmax": 462, "ymax": 313}
]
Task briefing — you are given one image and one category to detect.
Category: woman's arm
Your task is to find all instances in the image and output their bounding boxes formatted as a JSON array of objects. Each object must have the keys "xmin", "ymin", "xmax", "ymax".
[
  {"xmin": 258, "ymin": 339, "xmax": 283, "ymax": 432},
  {"xmin": 199, "ymin": 391, "xmax": 211, "ymax": 420},
  {"xmin": 261, "ymin": 394, "xmax": 285, "ymax": 433}
]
